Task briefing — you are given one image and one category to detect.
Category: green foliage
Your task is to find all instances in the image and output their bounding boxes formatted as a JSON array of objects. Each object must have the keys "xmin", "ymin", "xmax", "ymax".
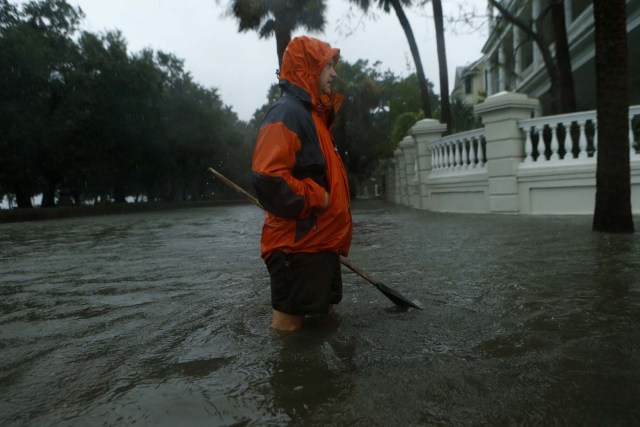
[
  {"xmin": 248, "ymin": 83, "xmax": 281, "ymax": 132},
  {"xmin": 229, "ymin": 0, "xmax": 327, "ymax": 64},
  {"xmin": 0, "ymin": 0, "xmax": 85, "ymax": 207},
  {"xmin": 331, "ymin": 60, "xmax": 434, "ymax": 193},
  {"xmin": 0, "ymin": 0, "xmax": 252, "ymax": 208},
  {"xmin": 230, "ymin": 0, "xmax": 326, "ymax": 37},
  {"xmin": 450, "ymin": 97, "xmax": 482, "ymax": 133},
  {"xmin": 390, "ymin": 111, "xmax": 422, "ymax": 151},
  {"xmin": 331, "ymin": 59, "xmax": 390, "ymax": 186},
  {"xmin": 1, "ymin": 0, "xmax": 444, "ymax": 208}
]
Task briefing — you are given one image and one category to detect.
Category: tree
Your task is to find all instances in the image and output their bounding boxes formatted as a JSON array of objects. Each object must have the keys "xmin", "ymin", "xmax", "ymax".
[
  {"xmin": 592, "ymin": 0, "xmax": 633, "ymax": 233},
  {"xmin": 450, "ymin": 97, "xmax": 481, "ymax": 133},
  {"xmin": 327, "ymin": 59, "xmax": 437, "ymax": 195},
  {"xmin": 487, "ymin": 0, "xmax": 576, "ymax": 114},
  {"xmin": 349, "ymin": 0, "xmax": 432, "ymax": 118},
  {"xmin": 0, "ymin": 0, "xmax": 84, "ymax": 208},
  {"xmin": 430, "ymin": 0, "xmax": 451, "ymax": 132},
  {"xmin": 0, "ymin": 0, "xmax": 255, "ymax": 209},
  {"xmin": 332, "ymin": 59, "xmax": 392, "ymax": 190},
  {"xmin": 228, "ymin": 0, "xmax": 326, "ymax": 66}
]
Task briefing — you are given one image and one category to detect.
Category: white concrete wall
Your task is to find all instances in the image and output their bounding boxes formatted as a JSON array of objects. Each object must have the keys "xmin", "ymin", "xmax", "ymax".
[{"xmin": 388, "ymin": 92, "xmax": 640, "ymax": 215}]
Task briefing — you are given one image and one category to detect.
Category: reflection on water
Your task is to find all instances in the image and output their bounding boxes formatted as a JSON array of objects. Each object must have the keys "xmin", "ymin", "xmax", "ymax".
[{"xmin": 1, "ymin": 202, "xmax": 639, "ymax": 425}]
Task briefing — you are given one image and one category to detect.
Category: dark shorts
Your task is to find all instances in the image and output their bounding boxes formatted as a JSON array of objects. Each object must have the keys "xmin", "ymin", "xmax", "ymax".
[{"xmin": 265, "ymin": 250, "xmax": 342, "ymax": 315}]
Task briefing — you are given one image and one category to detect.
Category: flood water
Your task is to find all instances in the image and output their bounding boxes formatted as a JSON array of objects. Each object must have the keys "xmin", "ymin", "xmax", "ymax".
[{"xmin": 1, "ymin": 200, "xmax": 639, "ymax": 426}]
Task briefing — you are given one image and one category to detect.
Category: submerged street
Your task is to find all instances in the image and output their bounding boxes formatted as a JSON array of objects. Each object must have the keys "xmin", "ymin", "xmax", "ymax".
[{"xmin": 1, "ymin": 201, "xmax": 639, "ymax": 425}]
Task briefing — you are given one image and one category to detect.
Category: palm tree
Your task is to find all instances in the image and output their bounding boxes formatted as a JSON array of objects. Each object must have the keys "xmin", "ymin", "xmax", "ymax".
[
  {"xmin": 349, "ymin": 0, "xmax": 432, "ymax": 118},
  {"xmin": 592, "ymin": 0, "xmax": 633, "ymax": 232},
  {"xmin": 229, "ymin": 0, "xmax": 326, "ymax": 67},
  {"xmin": 431, "ymin": 0, "xmax": 451, "ymax": 131}
]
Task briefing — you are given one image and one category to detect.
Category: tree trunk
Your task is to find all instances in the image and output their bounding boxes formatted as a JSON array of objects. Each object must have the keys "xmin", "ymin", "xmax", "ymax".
[
  {"xmin": 432, "ymin": 0, "xmax": 451, "ymax": 132},
  {"xmin": 389, "ymin": 0, "xmax": 432, "ymax": 118},
  {"xmin": 592, "ymin": 0, "xmax": 633, "ymax": 233},
  {"xmin": 114, "ymin": 182, "xmax": 126, "ymax": 204},
  {"xmin": 274, "ymin": 23, "xmax": 291, "ymax": 68},
  {"xmin": 41, "ymin": 190, "xmax": 56, "ymax": 208},
  {"xmin": 41, "ymin": 178, "xmax": 56, "ymax": 208},
  {"xmin": 15, "ymin": 188, "xmax": 33, "ymax": 209},
  {"xmin": 550, "ymin": 0, "xmax": 576, "ymax": 113}
]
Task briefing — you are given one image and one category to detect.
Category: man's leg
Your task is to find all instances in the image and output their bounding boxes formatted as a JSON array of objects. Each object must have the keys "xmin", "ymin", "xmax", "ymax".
[
  {"xmin": 266, "ymin": 251, "xmax": 340, "ymax": 330},
  {"xmin": 272, "ymin": 309, "xmax": 303, "ymax": 331}
]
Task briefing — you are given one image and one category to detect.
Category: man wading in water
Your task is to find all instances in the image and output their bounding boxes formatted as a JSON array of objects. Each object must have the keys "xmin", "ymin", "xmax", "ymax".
[{"xmin": 252, "ymin": 36, "xmax": 353, "ymax": 331}]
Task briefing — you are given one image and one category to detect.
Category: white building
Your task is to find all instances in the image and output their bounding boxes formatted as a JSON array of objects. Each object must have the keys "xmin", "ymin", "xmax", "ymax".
[
  {"xmin": 389, "ymin": 1, "xmax": 640, "ymax": 215},
  {"xmin": 452, "ymin": 0, "xmax": 640, "ymax": 115}
]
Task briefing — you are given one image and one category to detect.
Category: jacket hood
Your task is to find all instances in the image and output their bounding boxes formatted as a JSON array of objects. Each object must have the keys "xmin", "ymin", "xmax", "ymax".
[{"xmin": 279, "ymin": 35, "xmax": 342, "ymax": 115}]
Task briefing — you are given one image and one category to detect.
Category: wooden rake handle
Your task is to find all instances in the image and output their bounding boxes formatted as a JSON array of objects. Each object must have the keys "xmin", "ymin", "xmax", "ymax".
[{"xmin": 207, "ymin": 167, "xmax": 421, "ymax": 309}]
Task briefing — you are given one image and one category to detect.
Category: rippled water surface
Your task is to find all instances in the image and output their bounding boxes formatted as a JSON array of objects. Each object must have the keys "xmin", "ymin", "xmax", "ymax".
[{"xmin": 1, "ymin": 201, "xmax": 639, "ymax": 426}]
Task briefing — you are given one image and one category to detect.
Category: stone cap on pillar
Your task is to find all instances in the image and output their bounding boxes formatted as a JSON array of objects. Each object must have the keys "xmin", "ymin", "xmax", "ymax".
[
  {"xmin": 399, "ymin": 135, "xmax": 415, "ymax": 149},
  {"xmin": 410, "ymin": 118, "xmax": 447, "ymax": 139},
  {"xmin": 474, "ymin": 91, "xmax": 539, "ymax": 122}
]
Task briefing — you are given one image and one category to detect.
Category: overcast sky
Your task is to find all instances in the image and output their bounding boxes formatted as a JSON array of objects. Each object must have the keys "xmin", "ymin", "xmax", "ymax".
[{"xmin": 37, "ymin": 0, "xmax": 489, "ymax": 121}]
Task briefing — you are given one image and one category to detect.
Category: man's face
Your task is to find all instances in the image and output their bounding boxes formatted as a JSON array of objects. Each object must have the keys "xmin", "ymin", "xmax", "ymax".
[{"xmin": 318, "ymin": 59, "xmax": 337, "ymax": 96}]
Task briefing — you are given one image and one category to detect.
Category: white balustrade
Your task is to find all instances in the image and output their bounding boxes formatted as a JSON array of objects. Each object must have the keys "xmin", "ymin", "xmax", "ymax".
[
  {"xmin": 520, "ymin": 110, "xmax": 599, "ymax": 163},
  {"xmin": 519, "ymin": 105, "xmax": 640, "ymax": 165},
  {"xmin": 424, "ymin": 106, "xmax": 638, "ymax": 177},
  {"xmin": 390, "ymin": 101, "xmax": 640, "ymax": 214},
  {"xmin": 428, "ymin": 128, "xmax": 486, "ymax": 174}
]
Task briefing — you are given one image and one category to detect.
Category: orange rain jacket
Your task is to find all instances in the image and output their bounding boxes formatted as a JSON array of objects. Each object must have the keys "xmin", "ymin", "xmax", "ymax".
[{"xmin": 252, "ymin": 36, "xmax": 352, "ymax": 260}]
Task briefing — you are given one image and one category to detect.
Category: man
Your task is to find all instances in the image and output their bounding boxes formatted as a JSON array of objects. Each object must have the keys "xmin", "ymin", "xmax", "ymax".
[{"xmin": 252, "ymin": 35, "xmax": 352, "ymax": 331}]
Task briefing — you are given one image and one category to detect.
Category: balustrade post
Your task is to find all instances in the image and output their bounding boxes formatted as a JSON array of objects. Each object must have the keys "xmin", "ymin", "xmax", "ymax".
[
  {"xmin": 474, "ymin": 91, "xmax": 539, "ymax": 213},
  {"xmin": 578, "ymin": 120, "xmax": 588, "ymax": 159},
  {"xmin": 550, "ymin": 124, "xmax": 560, "ymax": 160},
  {"xmin": 523, "ymin": 127, "xmax": 534, "ymax": 162},
  {"xmin": 411, "ymin": 119, "xmax": 447, "ymax": 210},
  {"xmin": 475, "ymin": 137, "xmax": 484, "ymax": 167},
  {"xmin": 432, "ymin": 146, "xmax": 440, "ymax": 172},
  {"xmin": 630, "ymin": 115, "xmax": 638, "ymax": 158},
  {"xmin": 463, "ymin": 138, "xmax": 471, "ymax": 169}
]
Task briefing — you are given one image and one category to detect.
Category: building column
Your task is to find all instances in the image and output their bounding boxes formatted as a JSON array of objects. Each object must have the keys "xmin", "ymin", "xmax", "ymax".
[
  {"xmin": 513, "ymin": 27, "xmax": 522, "ymax": 77},
  {"xmin": 486, "ymin": 67, "xmax": 493, "ymax": 96},
  {"xmin": 411, "ymin": 118, "xmax": 447, "ymax": 210},
  {"xmin": 532, "ymin": 0, "xmax": 542, "ymax": 67},
  {"xmin": 488, "ymin": 2, "xmax": 495, "ymax": 30},
  {"xmin": 474, "ymin": 92, "xmax": 539, "ymax": 213},
  {"xmin": 499, "ymin": 46, "xmax": 506, "ymax": 91}
]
